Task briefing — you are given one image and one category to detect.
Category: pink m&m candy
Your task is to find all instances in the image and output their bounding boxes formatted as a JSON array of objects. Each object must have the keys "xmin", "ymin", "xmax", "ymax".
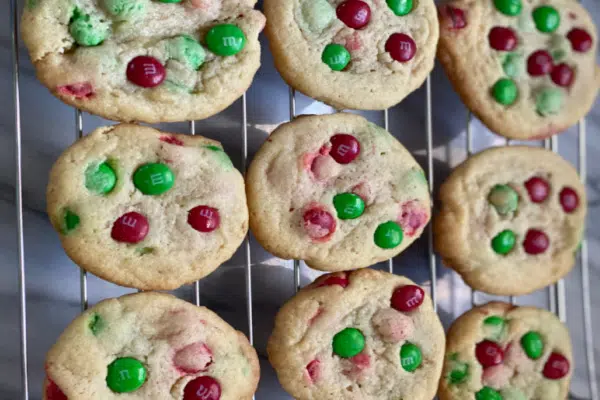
[
  {"xmin": 303, "ymin": 207, "xmax": 336, "ymax": 241},
  {"xmin": 330, "ymin": 134, "xmax": 360, "ymax": 164},
  {"xmin": 391, "ymin": 285, "xmax": 424, "ymax": 312},
  {"xmin": 476, "ymin": 340, "xmax": 504, "ymax": 368},
  {"xmin": 188, "ymin": 206, "xmax": 220, "ymax": 233},
  {"xmin": 543, "ymin": 352, "xmax": 570, "ymax": 379},
  {"xmin": 440, "ymin": 5, "xmax": 467, "ymax": 30},
  {"xmin": 127, "ymin": 56, "xmax": 166, "ymax": 88},
  {"xmin": 183, "ymin": 376, "xmax": 221, "ymax": 400},
  {"xmin": 306, "ymin": 359, "xmax": 321, "ymax": 383},
  {"xmin": 337, "ymin": 0, "xmax": 371, "ymax": 30},
  {"xmin": 385, "ymin": 33, "xmax": 416, "ymax": 62},
  {"xmin": 111, "ymin": 212, "xmax": 149, "ymax": 244}
]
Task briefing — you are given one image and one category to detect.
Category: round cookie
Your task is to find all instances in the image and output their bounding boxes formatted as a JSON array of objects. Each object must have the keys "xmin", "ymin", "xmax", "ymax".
[
  {"xmin": 439, "ymin": 302, "xmax": 572, "ymax": 400},
  {"xmin": 46, "ymin": 124, "xmax": 248, "ymax": 290},
  {"xmin": 21, "ymin": 0, "xmax": 265, "ymax": 123},
  {"xmin": 267, "ymin": 268, "xmax": 445, "ymax": 400},
  {"xmin": 434, "ymin": 146, "xmax": 586, "ymax": 296},
  {"xmin": 43, "ymin": 292, "xmax": 259, "ymax": 399},
  {"xmin": 437, "ymin": 0, "xmax": 600, "ymax": 140},
  {"xmin": 263, "ymin": 0, "xmax": 439, "ymax": 110},
  {"xmin": 246, "ymin": 113, "xmax": 431, "ymax": 271}
]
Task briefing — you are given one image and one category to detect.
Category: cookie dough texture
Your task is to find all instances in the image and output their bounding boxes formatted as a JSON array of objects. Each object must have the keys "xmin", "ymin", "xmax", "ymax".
[
  {"xmin": 268, "ymin": 268, "xmax": 445, "ymax": 400},
  {"xmin": 435, "ymin": 146, "xmax": 586, "ymax": 296},
  {"xmin": 439, "ymin": 302, "xmax": 572, "ymax": 400},
  {"xmin": 44, "ymin": 292, "xmax": 259, "ymax": 399},
  {"xmin": 246, "ymin": 113, "xmax": 431, "ymax": 271},
  {"xmin": 21, "ymin": 0, "xmax": 264, "ymax": 123},
  {"xmin": 47, "ymin": 124, "xmax": 248, "ymax": 290},
  {"xmin": 263, "ymin": 0, "xmax": 439, "ymax": 110},
  {"xmin": 437, "ymin": 0, "xmax": 599, "ymax": 140}
]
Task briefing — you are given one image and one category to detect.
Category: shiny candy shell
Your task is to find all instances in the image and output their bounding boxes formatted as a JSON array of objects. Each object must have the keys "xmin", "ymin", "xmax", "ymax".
[
  {"xmin": 567, "ymin": 28, "xmax": 593, "ymax": 52},
  {"xmin": 543, "ymin": 352, "xmax": 570, "ymax": 379},
  {"xmin": 391, "ymin": 285, "xmax": 424, "ymax": 312},
  {"xmin": 476, "ymin": 340, "xmax": 504, "ymax": 367},
  {"xmin": 188, "ymin": 206, "xmax": 220, "ymax": 232},
  {"xmin": 523, "ymin": 229, "xmax": 549, "ymax": 255},
  {"xmin": 330, "ymin": 134, "xmax": 360, "ymax": 164},
  {"xmin": 387, "ymin": 0, "xmax": 413, "ymax": 16},
  {"xmin": 532, "ymin": 6, "xmax": 560, "ymax": 33},
  {"xmin": 559, "ymin": 187, "xmax": 579, "ymax": 213},
  {"xmin": 400, "ymin": 342, "xmax": 422, "ymax": 372},
  {"xmin": 333, "ymin": 193, "xmax": 365, "ymax": 220},
  {"xmin": 322, "ymin": 44, "xmax": 351, "ymax": 71},
  {"xmin": 332, "ymin": 328, "xmax": 365, "ymax": 358},
  {"xmin": 491, "ymin": 230, "xmax": 516, "ymax": 255},
  {"xmin": 62, "ymin": 209, "xmax": 80, "ymax": 234},
  {"xmin": 205, "ymin": 24, "xmax": 246, "ymax": 56},
  {"xmin": 336, "ymin": 0, "xmax": 371, "ymax": 29},
  {"xmin": 385, "ymin": 33, "xmax": 416, "ymax": 62},
  {"xmin": 133, "ymin": 163, "xmax": 175, "ymax": 195},
  {"xmin": 303, "ymin": 208, "xmax": 336, "ymax": 241},
  {"xmin": 476, "ymin": 387, "xmax": 503, "ymax": 400},
  {"xmin": 488, "ymin": 184, "xmax": 519, "ymax": 215},
  {"xmin": 126, "ymin": 56, "xmax": 166, "ymax": 88},
  {"xmin": 494, "ymin": 0, "xmax": 522, "ymax": 16},
  {"xmin": 85, "ymin": 161, "xmax": 117, "ymax": 195},
  {"xmin": 183, "ymin": 376, "xmax": 221, "ymax": 400},
  {"xmin": 489, "ymin": 27, "xmax": 518, "ymax": 51},
  {"xmin": 520, "ymin": 331, "xmax": 544, "ymax": 359},
  {"xmin": 525, "ymin": 177, "xmax": 550, "ymax": 202},
  {"xmin": 527, "ymin": 50, "xmax": 553, "ymax": 76},
  {"xmin": 111, "ymin": 212, "xmax": 149, "ymax": 244},
  {"xmin": 374, "ymin": 221, "xmax": 403, "ymax": 249},
  {"xmin": 551, "ymin": 63, "xmax": 574, "ymax": 87},
  {"xmin": 106, "ymin": 358, "xmax": 147, "ymax": 393},
  {"xmin": 492, "ymin": 78, "xmax": 518, "ymax": 105},
  {"xmin": 441, "ymin": 5, "xmax": 467, "ymax": 30}
]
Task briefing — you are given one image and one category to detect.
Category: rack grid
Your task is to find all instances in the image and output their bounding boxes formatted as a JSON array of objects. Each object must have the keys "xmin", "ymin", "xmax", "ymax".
[{"xmin": 9, "ymin": 0, "xmax": 598, "ymax": 398}]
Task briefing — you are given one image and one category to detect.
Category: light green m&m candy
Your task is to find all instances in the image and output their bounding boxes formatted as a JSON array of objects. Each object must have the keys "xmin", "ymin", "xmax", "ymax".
[
  {"xmin": 133, "ymin": 163, "xmax": 174, "ymax": 195},
  {"xmin": 533, "ymin": 6, "xmax": 560, "ymax": 33},
  {"xmin": 101, "ymin": 0, "xmax": 146, "ymax": 20},
  {"xmin": 536, "ymin": 87, "xmax": 563, "ymax": 116},
  {"xmin": 69, "ymin": 8, "xmax": 110, "ymax": 46},
  {"xmin": 476, "ymin": 387, "xmax": 503, "ymax": 400},
  {"xmin": 206, "ymin": 24, "xmax": 246, "ymax": 56},
  {"xmin": 491, "ymin": 230, "xmax": 516, "ymax": 255},
  {"xmin": 61, "ymin": 208, "xmax": 80, "ymax": 234},
  {"xmin": 387, "ymin": 0, "xmax": 413, "ymax": 16},
  {"xmin": 168, "ymin": 35, "xmax": 206, "ymax": 70},
  {"xmin": 322, "ymin": 44, "xmax": 351, "ymax": 71},
  {"xmin": 494, "ymin": 0, "xmax": 522, "ymax": 16},
  {"xmin": 488, "ymin": 184, "xmax": 519, "ymax": 215},
  {"xmin": 400, "ymin": 342, "xmax": 422, "ymax": 372},
  {"xmin": 483, "ymin": 316, "xmax": 507, "ymax": 341},
  {"xmin": 85, "ymin": 161, "xmax": 117, "ymax": 195},
  {"xmin": 157, "ymin": 0, "xmax": 182, "ymax": 3},
  {"xmin": 501, "ymin": 388, "xmax": 527, "ymax": 400},
  {"xmin": 374, "ymin": 221, "xmax": 403, "ymax": 249},
  {"xmin": 333, "ymin": 193, "xmax": 365, "ymax": 220},
  {"xmin": 204, "ymin": 145, "xmax": 234, "ymax": 171},
  {"xmin": 447, "ymin": 353, "xmax": 469, "ymax": 384},
  {"xmin": 106, "ymin": 357, "xmax": 147, "ymax": 393},
  {"xmin": 492, "ymin": 78, "xmax": 518, "ymax": 106},
  {"xmin": 521, "ymin": 331, "xmax": 544, "ymax": 359},
  {"xmin": 502, "ymin": 53, "xmax": 523, "ymax": 78},
  {"xmin": 332, "ymin": 328, "xmax": 365, "ymax": 358},
  {"xmin": 301, "ymin": 0, "xmax": 335, "ymax": 33}
]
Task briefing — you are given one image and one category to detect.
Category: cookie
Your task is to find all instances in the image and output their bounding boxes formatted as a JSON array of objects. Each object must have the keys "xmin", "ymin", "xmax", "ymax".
[
  {"xmin": 267, "ymin": 268, "xmax": 445, "ymax": 400},
  {"xmin": 43, "ymin": 292, "xmax": 259, "ymax": 399},
  {"xmin": 434, "ymin": 146, "xmax": 586, "ymax": 296},
  {"xmin": 46, "ymin": 124, "xmax": 248, "ymax": 290},
  {"xmin": 246, "ymin": 113, "xmax": 431, "ymax": 271},
  {"xmin": 21, "ymin": 0, "xmax": 264, "ymax": 123},
  {"xmin": 263, "ymin": 0, "xmax": 439, "ymax": 110},
  {"xmin": 437, "ymin": 0, "xmax": 600, "ymax": 140},
  {"xmin": 439, "ymin": 302, "xmax": 572, "ymax": 400}
]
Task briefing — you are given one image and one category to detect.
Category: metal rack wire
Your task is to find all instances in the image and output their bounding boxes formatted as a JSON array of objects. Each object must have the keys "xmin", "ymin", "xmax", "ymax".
[{"xmin": 9, "ymin": 0, "xmax": 598, "ymax": 398}]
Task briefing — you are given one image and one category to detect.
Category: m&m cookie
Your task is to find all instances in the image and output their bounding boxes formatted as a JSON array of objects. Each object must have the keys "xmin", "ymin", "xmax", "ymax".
[
  {"xmin": 46, "ymin": 124, "xmax": 248, "ymax": 290},
  {"xmin": 246, "ymin": 113, "xmax": 431, "ymax": 271},
  {"xmin": 439, "ymin": 302, "xmax": 572, "ymax": 400},
  {"xmin": 434, "ymin": 146, "xmax": 586, "ymax": 296},
  {"xmin": 44, "ymin": 292, "xmax": 259, "ymax": 399},
  {"xmin": 21, "ymin": 0, "xmax": 265, "ymax": 123},
  {"xmin": 437, "ymin": 0, "xmax": 599, "ymax": 140},
  {"xmin": 267, "ymin": 269, "xmax": 445, "ymax": 400},
  {"xmin": 263, "ymin": 0, "xmax": 439, "ymax": 110}
]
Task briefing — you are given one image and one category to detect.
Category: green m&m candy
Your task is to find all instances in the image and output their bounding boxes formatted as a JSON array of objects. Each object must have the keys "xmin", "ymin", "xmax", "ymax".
[
  {"xmin": 62, "ymin": 209, "xmax": 80, "ymax": 234},
  {"xmin": 204, "ymin": 145, "xmax": 234, "ymax": 171},
  {"xmin": 483, "ymin": 316, "xmax": 507, "ymax": 341},
  {"xmin": 521, "ymin": 331, "xmax": 544, "ymax": 359},
  {"xmin": 333, "ymin": 328, "xmax": 365, "ymax": 358},
  {"xmin": 488, "ymin": 184, "xmax": 519, "ymax": 215},
  {"xmin": 533, "ymin": 6, "xmax": 560, "ymax": 33},
  {"xmin": 206, "ymin": 24, "xmax": 246, "ymax": 56},
  {"xmin": 133, "ymin": 163, "xmax": 174, "ymax": 195},
  {"xmin": 447, "ymin": 354, "xmax": 469, "ymax": 384},
  {"xmin": 333, "ymin": 193, "xmax": 365, "ymax": 220},
  {"xmin": 106, "ymin": 357, "xmax": 147, "ymax": 393},
  {"xmin": 374, "ymin": 221, "xmax": 403, "ymax": 249},
  {"xmin": 168, "ymin": 35, "xmax": 206, "ymax": 70},
  {"xmin": 157, "ymin": 0, "xmax": 182, "ymax": 3},
  {"xmin": 494, "ymin": 0, "xmax": 522, "ymax": 16},
  {"xmin": 101, "ymin": 0, "xmax": 146, "ymax": 20},
  {"xmin": 400, "ymin": 342, "xmax": 422, "ymax": 372},
  {"xmin": 492, "ymin": 78, "xmax": 518, "ymax": 105},
  {"xmin": 69, "ymin": 8, "xmax": 110, "ymax": 46},
  {"xmin": 322, "ymin": 44, "xmax": 351, "ymax": 71},
  {"xmin": 387, "ymin": 0, "xmax": 413, "ymax": 16},
  {"xmin": 476, "ymin": 387, "xmax": 503, "ymax": 400},
  {"xmin": 88, "ymin": 313, "xmax": 104, "ymax": 335},
  {"xmin": 491, "ymin": 230, "xmax": 516, "ymax": 255},
  {"xmin": 85, "ymin": 162, "xmax": 117, "ymax": 195}
]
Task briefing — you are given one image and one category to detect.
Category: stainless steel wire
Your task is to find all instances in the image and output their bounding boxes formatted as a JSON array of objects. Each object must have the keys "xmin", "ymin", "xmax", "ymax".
[
  {"xmin": 189, "ymin": 120, "xmax": 201, "ymax": 307},
  {"xmin": 75, "ymin": 110, "xmax": 88, "ymax": 312},
  {"xmin": 426, "ymin": 77, "xmax": 437, "ymax": 311},
  {"xmin": 241, "ymin": 94, "xmax": 254, "ymax": 348},
  {"xmin": 384, "ymin": 109, "xmax": 393, "ymax": 274},
  {"xmin": 289, "ymin": 88, "xmax": 302, "ymax": 293},
  {"xmin": 466, "ymin": 111, "xmax": 477, "ymax": 308}
]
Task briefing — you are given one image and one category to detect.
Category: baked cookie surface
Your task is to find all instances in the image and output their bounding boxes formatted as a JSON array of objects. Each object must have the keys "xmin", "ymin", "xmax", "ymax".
[
  {"xmin": 246, "ymin": 113, "xmax": 431, "ymax": 271},
  {"xmin": 263, "ymin": 0, "xmax": 439, "ymax": 110},
  {"xmin": 44, "ymin": 292, "xmax": 259, "ymax": 400},
  {"xmin": 434, "ymin": 146, "xmax": 586, "ymax": 296},
  {"xmin": 439, "ymin": 302, "xmax": 572, "ymax": 400},
  {"xmin": 437, "ymin": 0, "xmax": 599, "ymax": 140},
  {"xmin": 22, "ymin": 0, "xmax": 264, "ymax": 123},
  {"xmin": 47, "ymin": 124, "xmax": 248, "ymax": 290},
  {"xmin": 267, "ymin": 268, "xmax": 445, "ymax": 400}
]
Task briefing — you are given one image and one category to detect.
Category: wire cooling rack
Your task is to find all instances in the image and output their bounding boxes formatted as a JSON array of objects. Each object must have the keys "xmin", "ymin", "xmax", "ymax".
[{"xmin": 9, "ymin": 0, "xmax": 598, "ymax": 398}]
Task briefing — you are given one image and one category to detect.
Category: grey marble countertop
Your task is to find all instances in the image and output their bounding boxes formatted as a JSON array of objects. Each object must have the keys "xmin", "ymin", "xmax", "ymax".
[{"xmin": 1, "ymin": 0, "xmax": 599, "ymax": 399}]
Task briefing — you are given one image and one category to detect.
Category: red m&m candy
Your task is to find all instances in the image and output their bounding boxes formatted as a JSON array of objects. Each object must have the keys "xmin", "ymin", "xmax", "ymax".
[
  {"xmin": 476, "ymin": 340, "xmax": 504, "ymax": 368},
  {"xmin": 488, "ymin": 27, "xmax": 518, "ymax": 51},
  {"xmin": 46, "ymin": 379, "xmax": 67, "ymax": 400},
  {"xmin": 111, "ymin": 212, "xmax": 149, "ymax": 244},
  {"xmin": 567, "ymin": 28, "xmax": 593, "ymax": 53},
  {"xmin": 318, "ymin": 275, "xmax": 349, "ymax": 288},
  {"xmin": 543, "ymin": 352, "xmax": 570, "ymax": 380},
  {"xmin": 188, "ymin": 206, "xmax": 220, "ymax": 233},
  {"xmin": 126, "ymin": 56, "xmax": 166, "ymax": 88},
  {"xmin": 440, "ymin": 5, "xmax": 467, "ymax": 30},
  {"xmin": 523, "ymin": 229, "xmax": 549, "ymax": 254},
  {"xmin": 184, "ymin": 376, "xmax": 221, "ymax": 400},
  {"xmin": 525, "ymin": 177, "xmax": 550, "ymax": 203},
  {"xmin": 559, "ymin": 187, "xmax": 579, "ymax": 213},
  {"xmin": 385, "ymin": 33, "xmax": 416, "ymax": 62},
  {"xmin": 527, "ymin": 50, "xmax": 553, "ymax": 76},
  {"xmin": 337, "ymin": 0, "xmax": 371, "ymax": 30},
  {"xmin": 551, "ymin": 64, "xmax": 574, "ymax": 87},
  {"xmin": 330, "ymin": 134, "xmax": 360, "ymax": 164},
  {"xmin": 303, "ymin": 207, "xmax": 336, "ymax": 241},
  {"xmin": 391, "ymin": 285, "xmax": 424, "ymax": 312}
]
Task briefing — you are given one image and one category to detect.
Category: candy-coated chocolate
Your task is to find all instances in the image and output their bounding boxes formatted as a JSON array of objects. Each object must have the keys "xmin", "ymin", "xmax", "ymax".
[
  {"xmin": 183, "ymin": 376, "xmax": 221, "ymax": 400},
  {"xmin": 188, "ymin": 206, "xmax": 220, "ymax": 232},
  {"xmin": 85, "ymin": 161, "xmax": 117, "ymax": 195},
  {"xmin": 524, "ymin": 177, "xmax": 550, "ymax": 202},
  {"xmin": 106, "ymin": 357, "xmax": 147, "ymax": 393},
  {"xmin": 102, "ymin": 0, "xmax": 146, "ymax": 20},
  {"xmin": 535, "ymin": 87, "xmax": 563, "ymax": 116},
  {"xmin": 333, "ymin": 328, "xmax": 365, "ymax": 358},
  {"xmin": 398, "ymin": 200, "xmax": 428, "ymax": 237},
  {"xmin": 543, "ymin": 352, "xmax": 570, "ymax": 379},
  {"xmin": 330, "ymin": 134, "xmax": 360, "ymax": 164},
  {"xmin": 168, "ymin": 35, "xmax": 206, "ymax": 70},
  {"xmin": 502, "ymin": 53, "xmax": 523, "ymax": 78},
  {"xmin": 111, "ymin": 212, "xmax": 149, "ymax": 244},
  {"xmin": 374, "ymin": 221, "xmax": 403, "ymax": 249},
  {"xmin": 133, "ymin": 163, "xmax": 174, "ymax": 195},
  {"xmin": 301, "ymin": 0, "xmax": 335, "ymax": 33},
  {"xmin": 400, "ymin": 342, "xmax": 422, "ymax": 372},
  {"xmin": 391, "ymin": 284, "xmax": 424, "ymax": 312},
  {"xmin": 551, "ymin": 63, "xmax": 574, "ymax": 87},
  {"xmin": 318, "ymin": 275, "xmax": 349, "ymax": 288},
  {"xmin": 205, "ymin": 24, "xmax": 246, "ymax": 56},
  {"xmin": 62, "ymin": 209, "xmax": 80, "ymax": 234},
  {"xmin": 303, "ymin": 207, "xmax": 337, "ymax": 241},
  {"xmin": 533, "ymin": 6, "xmax": 560, "ymax": 33},
  {"xmin": 491, "ymin": 230, "xmax": 516, "ymax": 255},
  {"xmin": 488, "ymin": 184, "xmax": 519, "ymax": 215},
  {"xmin": 204, "ymin": 145, "xmax": 234, "ymax": 171},
  {"xmin": 567, "ymin": 28, "xmax": 593, "ymax": 52},
  {"xmin": 527, "ymin": 50, "xmax": 553, "ymax": 76},
  {"xmin": 333, "ymin": 193, "xmax": 365, "ymax": 220},
  {"xmin": 306, "ymin": 359, "xmax": 321, "ymax": 382},
  {"xmin": 385, "ymin": 33, "xmax": 416, "ymax": 62},
  {"xmin": 559, "ymin": 187, "xmax": 579, "ymax": 213},
  {"xmin": 523, "ymin": 229, "xmax": 549, "ymax": 254},
  {"xmin": 387, "ymin": 0, "xmax": 413, "ymax": 16},
  {"xmin": 126, "ymin": 56, "xmax": 166, "ymax": 88},
  {"xmin": 57, "ymin": 82, "xmax": 94, "ymax": 99},
  {"xmin": 447, "ymin": 354, "xmax": 469, "ymax": 384},
  {"xmin": 158, "ymin": 0, "xmax": 183, "ymax": 2},
  {"xmin": 88, "ymin": 313, "xmax": 104, "ymax": 335},
  {"xmin": 322, "ymin": 44, "xmax": 351, "ymax": 71},
  {"xmin": 372, "ymin": 308, "xmax": 413, "ymax": 343},
  {"xmin": 494, "ymin": 0, "xmax": 521, "ymax": 16},
  {"xmin": 476, "ymin": 340, "xmax": 504, "ymax": 367},
  {"xmin": 489, "ymin": 27, "xmax": 518, "ymax": 51},
  {"xmin": 174, "ymin": 342, "xmax": 212, "ymax": 374},
  {"xmin": 476, "ymin": 386, "xmax": 503, "ymax": 400},
  {"xmin": 441, "ymin": 5, "xmax": 466, "ymax": 30},
  {"xmin": 336, "ymin": 0, "xmax": 371, "ymax": 29},
  {"xmin": 501, "ymin": 387, "xmax": 527, "ymax": 400},
  {"xmin": 520, "ymin": 331, "xmax": 544, "ymax": 359},
  {"xmin": 482, "ymin": 365, "xmax": 512, "ymax": 389},
  {"xmin": 46, "ymin": 379, "xmax": 67, "ymax": 400},
  {"xmin": 69, "ymin": 8, "xmax": 109, "ymax": 46},
  {"xmin": 492, "ymin": 78, "xmax": 518, "ymax": 105},
  {"xmin": 483, "ymin": 316, "xmax": 507, "ymax": 341}
]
